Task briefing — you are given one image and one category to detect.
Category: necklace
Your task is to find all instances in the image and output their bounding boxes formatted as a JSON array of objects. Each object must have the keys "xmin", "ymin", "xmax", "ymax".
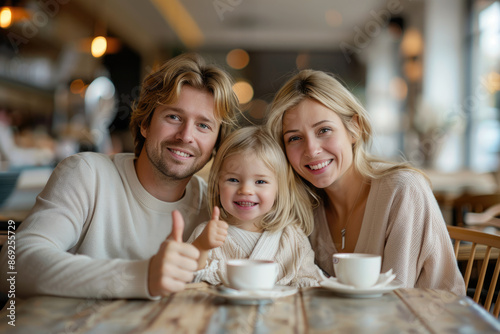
[{"xmin": 339, "ymin": 182, "xmax": 364, "ymax": 250}]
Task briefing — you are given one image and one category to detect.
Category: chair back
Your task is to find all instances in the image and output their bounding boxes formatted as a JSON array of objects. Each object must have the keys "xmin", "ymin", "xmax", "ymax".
[
  {"xmin": 447, "ymin": 225, "xmax": 500, "ymax": 317},
  {"xmin": 451, "ymin": 193, "xmax": 500, "ymax": 226},
  {"xmin": 0, "ymin": 171, "xmax": 20, "ymax": 208}
]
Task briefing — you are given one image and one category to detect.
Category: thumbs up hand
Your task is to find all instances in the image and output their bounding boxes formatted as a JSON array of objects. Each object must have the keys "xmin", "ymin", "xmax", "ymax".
[
  {"xmin": 192, "ymin": 206, "xmax": 229, "ymax": 252},
  {"xmin": 168, "ymin": 210, "xmax": 186, "ymax": 242},
  {"xmin": 147, "ymin": 210, "xmax": 200, "ymax": 297}
]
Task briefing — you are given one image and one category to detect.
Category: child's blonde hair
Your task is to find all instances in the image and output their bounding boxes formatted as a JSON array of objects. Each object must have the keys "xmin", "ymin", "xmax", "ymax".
[{"xmin": 208, "ymin": 126, "xmax": 314, "ymax": 235}]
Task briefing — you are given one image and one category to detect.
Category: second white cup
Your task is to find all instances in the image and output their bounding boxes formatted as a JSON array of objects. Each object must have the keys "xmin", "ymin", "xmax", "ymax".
[
  {"xmin": 333, "ymin": 253, "xmax": 381, "ymax": 289},
  {"xmin": 226, "ymin": 259, "xmax": 278, "ymax": 290}
]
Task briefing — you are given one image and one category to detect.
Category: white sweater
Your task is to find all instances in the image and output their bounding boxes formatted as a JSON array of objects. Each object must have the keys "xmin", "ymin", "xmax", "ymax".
[
  {"xmin": 310, "ymin": 169, "xmax": 466, "ymax": 296},
  {"xmin": 188, "ymin": 223, "xmax": 322, "ymax": 287},
  {"xmin": 0, "ymin": 153, "xmax": 210, "ymax": 299}
]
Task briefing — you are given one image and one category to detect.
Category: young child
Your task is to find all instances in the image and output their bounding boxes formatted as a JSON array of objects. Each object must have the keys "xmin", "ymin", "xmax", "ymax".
[{"xmin": 187, "ymin": 126, "xmax": 322, "ymax": 287}]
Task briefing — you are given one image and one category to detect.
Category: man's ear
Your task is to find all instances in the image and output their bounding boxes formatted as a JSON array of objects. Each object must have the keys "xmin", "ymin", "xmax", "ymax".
[{"xmin": 140, "ymin": 121, "xmax": 148, "ymax": 139}]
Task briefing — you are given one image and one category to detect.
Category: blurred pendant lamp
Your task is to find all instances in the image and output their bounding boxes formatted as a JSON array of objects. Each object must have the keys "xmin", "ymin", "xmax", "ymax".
[
  {"xmin": 89, "ymin": 34, "xmax": 120, "ymax": 58},
  {"xmin": 0, "ymin": 0, "xmax": 31, "ymax": 29},
  {"xmin": 91, "ymin": 22, "xmax": 108, "ymax": 58},
  {"xmin": 85, "ymin": 0, "xmax": 120, "ymax": 58}
]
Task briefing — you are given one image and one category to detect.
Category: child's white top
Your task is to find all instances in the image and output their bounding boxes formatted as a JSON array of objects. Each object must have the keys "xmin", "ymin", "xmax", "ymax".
[{"xmin": 188, "ymin": 223, "xmax": 322, "ymax": 287}]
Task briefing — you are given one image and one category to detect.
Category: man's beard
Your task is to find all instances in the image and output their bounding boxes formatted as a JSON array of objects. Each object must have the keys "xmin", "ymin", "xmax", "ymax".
[{"xmin": 145, "ymin": 140, "xmax": 209, "ymax": 181}]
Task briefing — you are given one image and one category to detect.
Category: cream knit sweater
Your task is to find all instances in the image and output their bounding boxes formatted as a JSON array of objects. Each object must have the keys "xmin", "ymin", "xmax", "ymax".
[
  {"xmin": 310, "ymin": 169, "xmax": 466, "ymax": 296},
  {"xmin": 0, "ymin": 153, "xmax": 210, "ymax": 299},
  {"xmin": 188, "ymin": 223, "xmax": 322, "ymax": 287}
]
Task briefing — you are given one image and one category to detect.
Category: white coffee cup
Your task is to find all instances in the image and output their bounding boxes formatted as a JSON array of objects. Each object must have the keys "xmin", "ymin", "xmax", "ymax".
[
  {"xmin": 333, "ymin": 253, "xmax": 381, "ymax": 289},
  {"xmin": 226, "ymin": 259, "xmax": 278, "ymax": 290}
]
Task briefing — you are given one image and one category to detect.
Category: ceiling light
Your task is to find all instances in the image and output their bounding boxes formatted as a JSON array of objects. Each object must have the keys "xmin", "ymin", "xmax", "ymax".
[
  {"xmin": 150, "ymin": 0, "xmax": 204, "ymax": 48},
  {"xmin": 0, "ymin": 7, "xmax": 12, "ymax": 28},
  {"xmin": 91, "ymin": 36, "xmax": 107, "ymax": 58},
  {"xmin": 0, "ymin": 4, "xmax": 30, "ymax": 29},
  {"xmin": 80, "ymin": 36, "xmax": 120, "ymax": 57},
  {"xmin": 80, "ymin": 0, "xmax": 121, "ymax": 58}
]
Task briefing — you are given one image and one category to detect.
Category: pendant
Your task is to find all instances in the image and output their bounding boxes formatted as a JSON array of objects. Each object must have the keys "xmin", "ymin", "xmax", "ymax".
[{"xmin": 341, "ymin": 228, "xmax": 346, "ymax": 250}]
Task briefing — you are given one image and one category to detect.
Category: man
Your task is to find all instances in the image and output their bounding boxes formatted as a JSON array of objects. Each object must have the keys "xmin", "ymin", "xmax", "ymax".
[{"xmin": 0, "ymin": 53, "xmax": 239, "ymax": 299}]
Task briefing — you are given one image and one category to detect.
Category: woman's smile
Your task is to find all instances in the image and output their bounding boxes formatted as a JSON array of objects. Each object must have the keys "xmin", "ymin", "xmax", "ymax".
[{"xmin": 282, "ymin": 98, "xmax": 355, "ymax": 189}]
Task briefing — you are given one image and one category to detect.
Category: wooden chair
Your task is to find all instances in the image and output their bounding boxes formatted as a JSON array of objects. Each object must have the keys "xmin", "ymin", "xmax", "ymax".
[
  {"xmin": 447, "ymin": 225, "xmax": 500, "ymax": 317},
  {"xmin": 450, "ymin": 193, "xmax": 500, "ymax": 226}
]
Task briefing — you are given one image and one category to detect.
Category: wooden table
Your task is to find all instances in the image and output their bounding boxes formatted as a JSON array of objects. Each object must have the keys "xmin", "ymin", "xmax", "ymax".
[{"xmin": 1, "ymin": 284, "xmax": 499, "ymax": 333}]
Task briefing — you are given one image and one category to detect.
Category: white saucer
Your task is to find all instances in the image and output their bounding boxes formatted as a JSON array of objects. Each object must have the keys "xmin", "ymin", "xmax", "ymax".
[
  {"xmin": 320, "ymin": 278, "xmax": 401, "ymax": 298},
  {"xmin": 212, "ymin": 285, "xmax": 298, "ymax": 304}
]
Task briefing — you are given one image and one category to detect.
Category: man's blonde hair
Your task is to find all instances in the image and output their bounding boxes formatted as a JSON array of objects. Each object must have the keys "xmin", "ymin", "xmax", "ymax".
[
  {"xmin": 208, "ymin": 126, "xmax": 314, "ymax": 235},
  {"xmin": 130, "ymin": 53, "xmax": 239, "ymax": 157}
]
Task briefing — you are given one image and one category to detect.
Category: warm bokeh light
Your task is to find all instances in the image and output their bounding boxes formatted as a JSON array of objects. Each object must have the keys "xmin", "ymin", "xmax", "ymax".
[
  {"xmin": 404, "ymin": 59, "xmax": 423, "ymax": 82},
  {"xmin": 325, "ymin": 9, "xmax": 342, "ymax": 27},
  {"xmin": 296, "ymin": 53, "xmax": 310, "ymax": 70},
  {"xmin": 79, "ymin": 36, "xmax": 121, "ymax": 55},
  {"xmin": 70, "ymin": 79, "xmax": 85, "ymax": 95},
  {"xmin": 80, "ymin": 85, "xmax": 89, "ymax": 98},
  {"xmin": 486, "ymin": 72, "xmax": 500, "ymax": 91},
  {"xmin": 389, "ymin": 77, "xmax": 408, "ymax": 100},
  {"xmin": 91, "ymin": 36, "xmax": 107, "ymax": 58},
  {"xmin": 232, "ymin": 80, "xmax": 254, "ymax": 104},
  {"xmin": 246, "ymin": 99, "xmax": 269, "ymax": 120},
  {"xmin": 0, "ymin": 6, "xmax": 30, "ymax": 28},
  {"xmin": 226, "ymin": 49, "xmax": 250, "ymax": 70},
  {"xmin": 0, "ymin": 8, "xmax": 12, "ymax": 28},
  {"xmin": 401, "ymin": 28, "xmax": 424, "ymax": 57}
]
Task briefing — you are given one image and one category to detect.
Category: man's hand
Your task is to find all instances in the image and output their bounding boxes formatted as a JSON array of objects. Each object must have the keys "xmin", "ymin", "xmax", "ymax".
[
  {"xmin": 192, "ymin": 206, "xmax": 228, "ymax": 252},
  {"xmin": 147, "ymin": 210, "xmax": 200, "ymax": 297}
]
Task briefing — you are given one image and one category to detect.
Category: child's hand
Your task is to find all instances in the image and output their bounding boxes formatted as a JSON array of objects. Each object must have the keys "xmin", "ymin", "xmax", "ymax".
[{"xmin": 193, "ymin": 206, "xmax": 228, "ymax": 252}]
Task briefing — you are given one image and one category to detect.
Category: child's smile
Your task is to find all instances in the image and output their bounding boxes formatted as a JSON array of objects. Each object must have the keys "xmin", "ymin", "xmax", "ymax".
[{"xmin": 218, "ymin": 153, "xmax": 278, "ymax": 231}]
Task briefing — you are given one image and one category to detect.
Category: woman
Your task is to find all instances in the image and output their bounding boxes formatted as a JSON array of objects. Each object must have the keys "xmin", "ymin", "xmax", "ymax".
[{"xmin": 265, "ymin": 69, "xmax": 465, "ymax": 295}]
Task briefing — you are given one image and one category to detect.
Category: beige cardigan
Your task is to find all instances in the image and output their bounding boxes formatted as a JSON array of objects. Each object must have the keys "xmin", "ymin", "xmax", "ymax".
[
  {"xmin": 310, "ymin": 169, "xmax": 466, "ymax": 296},
  {"xmin": 188, "ymin": 223, "xmax": 322, "ymax": 287}
]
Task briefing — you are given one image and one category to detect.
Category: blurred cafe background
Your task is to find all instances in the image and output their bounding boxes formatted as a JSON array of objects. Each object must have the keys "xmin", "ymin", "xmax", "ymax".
[{"xmin": 0, "ymin": 0, "xmax": 499, "ymax": 226}]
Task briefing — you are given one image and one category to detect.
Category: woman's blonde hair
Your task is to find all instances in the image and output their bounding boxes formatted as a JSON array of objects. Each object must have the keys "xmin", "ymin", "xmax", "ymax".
[
  {"xmin": 266, "ymin": 69, "xmax": 427, "ymax": 187},
  {"xmin": 130, "ymin": 53, "xmax": 239, "ymax": 157},
  {"xmin": 208, "ymin": 126, "xmax": 314, "ymax": 235}
]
